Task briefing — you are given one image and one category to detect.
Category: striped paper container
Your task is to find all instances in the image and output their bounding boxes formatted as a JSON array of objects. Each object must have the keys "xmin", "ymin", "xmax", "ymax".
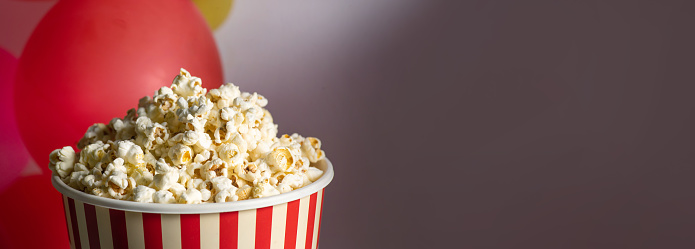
[{"xmin": 52, "ymin": 159, "xmax": 334, "ymax": 249}]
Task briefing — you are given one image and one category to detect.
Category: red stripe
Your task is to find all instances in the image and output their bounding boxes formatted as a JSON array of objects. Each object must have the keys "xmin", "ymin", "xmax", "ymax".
[
  {"xmin": 67, "ymin": 198, "xmax": 82, "ymax": 249},
  {"xmin": 142, "ymin": 213, "xmax": 163, "ymax": 249},
  {"xmin": 83, "ymin": 203, "xmax": 101, "ymax": 249},
  {"xmin": 255, "ymin": 206, "xmax": 273, "ymax": 249},
  {"xmin": 305, "ymin": 193, "xmax": 318, "ymax": 249},
  {"xmin": 316, "ymin": 189, "xmax": 325, "ymax": 247},
  {"xmin": 284, "ymin": 199, "xmax": 301, "ymax": 249},
  {"xmin": 109, "ymin": 209, "xmax": 129, "ymax": 249},
  {"xmin": 180, "ymin": 214, "xmax": 201, "ymax": 249},
  {"xmin": 219, "ymin": 212, "xmax": 238, "ymax": 249},
  {"xmin": 62, "ymin": 196, "xmax": 72, "ymax": 247}
]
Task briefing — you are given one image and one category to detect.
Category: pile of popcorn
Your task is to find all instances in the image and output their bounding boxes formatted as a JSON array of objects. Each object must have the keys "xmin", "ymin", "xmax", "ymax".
[{"xmin": 49, "ymin": 69, "xmax": 325, "ymax": 204}]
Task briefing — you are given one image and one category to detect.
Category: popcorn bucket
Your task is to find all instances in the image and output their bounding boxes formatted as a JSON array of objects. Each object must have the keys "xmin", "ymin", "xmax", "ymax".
[{"xmin": 52, "ymin": 159, "xmax": 334, "ymax": 249}]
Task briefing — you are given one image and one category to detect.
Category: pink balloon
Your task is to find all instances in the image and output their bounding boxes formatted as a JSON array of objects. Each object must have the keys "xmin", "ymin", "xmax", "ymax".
[
  {"xmin": 0, "ymin": 47, "xmax": 31, "ymax": 192},
  {"xmin": 14, "ymin": 0, "xmax": 223, "ymax": 176}
]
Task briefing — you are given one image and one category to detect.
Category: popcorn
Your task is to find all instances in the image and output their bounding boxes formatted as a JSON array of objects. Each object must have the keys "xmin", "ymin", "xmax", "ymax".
[
  {"xmin": 79, "ymin": 141, "xmax": 110, "ymax": 167},
  {"xmin": 153, "ymin": 170, "xmax": 179, "ymax": 191},
  {"xmin": 301, "ymin": 137, "xmax": 326, "ymax": 163},
  {"xmin": 266, "ymin": 147, "xmax": 294, "ymax": 173},
  {"xmin": 133, "ymin": 186, "xmax": 156, "ymax": 203},
  {"xmin": 201, "ymin": 158, "xmax": 228, "ymax": 180},
  {"xmin": 78, "ymin": 123, "xmax": 111, "ymax": 149},
  {"xmin": 306, "ymin": 167, "xmax": 324, "ymax": 182},
  {"xmin": 115, "ymin": 140, "xmax": 145, "ymax": 167},
  {"xmin": 179, "ymin": 188, "xmax": 203, "ymax": 204},
  {"xmin": 218, "ymin": 143, "xmax": 243, "ymax": 166},
  {"xmin": 168, "ymin": 144, "xmax": 193, "ymax": 166},
  {"xmin": 49, "ymin": 69, "xmax": 326, "ymax": 204},
  {"xmin": 49, "ymin": 146, "xmax": 76, "ymax": 179},
  {"xmin": 153, "ymin": 190, "xmax": 176, "ymax": 204},
  {"xmin": 252, "ymin": 178, "xmax": 280, "ymax": 198}
]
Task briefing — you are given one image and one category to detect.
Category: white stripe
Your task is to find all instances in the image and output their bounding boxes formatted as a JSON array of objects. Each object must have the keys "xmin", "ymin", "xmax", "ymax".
[
  {"xmin": 95, "ymin": 206, "xmax": 114, "ymax": 249},
  {"xmin": 237, "ymin": 209, "xmax": 256, "ymax": 249},
  {"xmin": 161, "ymin": 214, "xmax": 182, "ymax": 249},
  {"xmin": 270, "ymin": 203, "xmax": 287, "ymax": 249},
  {"xmin": 125, "ymin": 212, "xmax": 146, "ymax": 249},
  {"xmin": 63, "ymin": 196, "xmax": 75, "ymax": 249},
  {"xmin": 200, "ymin": 213, "xmax": 220, "ymax": 249},
  {"xmin": 312, "ymin": 190, "xmax": 323, "ymax": 249},
  {"xmin": 295, "ymin": 195, "xmax": 311, "ymax": 249},
  {"xmin": 74, "ymin": 200, "xmax": 91, "ymax": 249}
]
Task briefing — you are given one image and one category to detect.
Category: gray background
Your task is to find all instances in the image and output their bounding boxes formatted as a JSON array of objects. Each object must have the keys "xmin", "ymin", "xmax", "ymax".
[{"xmin": 217, "ymin": 0, "xmax": 695, "ymax": 248}]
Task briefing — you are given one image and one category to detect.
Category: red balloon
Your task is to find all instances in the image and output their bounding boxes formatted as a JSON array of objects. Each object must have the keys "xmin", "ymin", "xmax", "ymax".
[
  {"xmin": 0, "ymin": 47, "xmax": 32, "ymax": 192},
  {"xmin": 14, "ymin": 0, "xmax": 223, "ymax": 176},
  {"xmin": 0, "ymin": 175, "xmax": 68, "ymax": 249}
]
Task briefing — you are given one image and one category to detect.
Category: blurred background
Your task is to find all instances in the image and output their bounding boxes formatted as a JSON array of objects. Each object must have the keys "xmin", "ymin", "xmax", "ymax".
[{"xmin": 2, "ymin": 0, "xmax": 695, "ymax": 248}]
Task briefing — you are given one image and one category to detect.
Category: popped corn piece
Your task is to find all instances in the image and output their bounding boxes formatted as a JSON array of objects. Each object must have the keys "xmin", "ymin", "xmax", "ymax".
[
  {"xmin": 91, "ymin": 187, "xmax": 109, "ymax": 198},
  {"xmin": 78, "ymin": 123, "xmax": 111, "ymax": 149},
  {"xmin": 153, "ymin": 190, "xmax": 176, "ymax": 204},
  {"xmin": 169, "ymin": 183, "xmax": 187, "ymax": 198},
  {"xmin": 230, "ymin": 174, "xmax": 250, "ymax": 188},
  {"xmin": 193, "ymin": 150, "xmax": 211, "ymax": 163},
  {"xmin": 209, "ymin": 176, "xmax": 233, "ymax": 193},
  {"xmin": 138, "ymin": 122, "xmax": 169, "ymax": 150},
  {"xmin": 107, "ymin": 171, "xmax": 129, "ymax": 199},
  {"xmin": 266, "ymin": 147, "xmax": 294, "ymax": 173},
  {"xmin": 115, "ymin": 140, "xmax": 145, "ymax": 167},
  {"xmin": 110, "ymin": 116, "xmax": 135, "ymax": 141},
  {"xmin": 280, "ymin": 173, "xmax": 304, "ymax": 189},
  {"xmin": 131, "ymin": 167, "xmax": 154, "ymax": 186},
  {"xmin": 218, "ymin": 143, "xmax": 243, "ymax": 166},
  {"xmin": 202, "ymin": 158, "xmax": 228, "ymax": 180},
  {"xmin": 133, "ymin": 186, "xmax": 156, "ymax": 203},
  {"xmin": 181, "ymin": 130, "xmax": 199, "ymax": 146},
  {"xmin": 68, "ymin": 170, "xmax": 89, "ymax": 191},
  {"xmin": 168, "ymin": 144, "xmax": 193, "ymax": 166},
  {"xmin": 194, "ymin": 132, "xmax": 213, "ymax": 152},
  {"xmin": 213, "ymin": 125, "xmax": 233, "ymax": 144},
  {"xmin": 153, "ymin": 86, "xmax": 177, "ymax": 113},
  {"xmin": 217, "ymin": 83, "xmax": 241, "ymax": 101},
  {"xmin": 171, "ymin": 68, "xmax": 206, "ymax": 98},
  {"xmin": 79, "ymin": 141, "xmax": 110, "ymax": 167},
  {"xmin": 234, "ymin": 161, "xmax": 264, "ymax": 183},
  {"xmin": 276, "ymin": 183, "xmax": 293, "ymax": 194},
  {"xmin": 200, "ymin": 189, "xmax": 212, "ymax": 202},
  {"xmin": 214, "ymin": 189, "xmax": 235, "ymax": 203},
  {"xmin": 179, "ymin": 188, "xmax": 203, "ymax": 204},
  {"xmin": 134, "ymin": 116, "xmax": 153, "ymax": 134},
  {"xmin": 301, "ymin": 137, "xmax": 325, "ymax": 163},
  {"xmin": 252, "ymin": 178, "xmax": 280, "ymax": 198},
  {"xmin": 254, "ymin": 93, "xmax": 268, "ymax": 107},
  {"xmin": 104, "ymin": 158, "xmax": 127, "ymax": 176},
  {"xmin": 49, "ymin": 146, "xmax": 76, "ymax": 179},
  {"xmin": 306, "ymin": 167, "xmax": 324, "ymax": 182},
  {"xmin": 153, "ymin": 163, "xmax": 179, "ymax": 191},
  {"xmin": 250, "ymin": 140, "xmax": 272, "ymax": 161},
  {"xmin": 81, "ymin": 175, "xmax": 98, "ymax": 190},
  {"xmin": 187, "ymin": 178, "xmax": 204, "ymax": 190},
  {"xmin": 235, "ymin": 185, "xmax": 253, "ymax": 201}
]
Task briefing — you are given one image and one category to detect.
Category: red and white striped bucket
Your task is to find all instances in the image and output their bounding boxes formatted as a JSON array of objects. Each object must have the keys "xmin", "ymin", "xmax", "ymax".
[{"xmin": 52, "ymin": 159, "xmax": 334, "ymax": 249}]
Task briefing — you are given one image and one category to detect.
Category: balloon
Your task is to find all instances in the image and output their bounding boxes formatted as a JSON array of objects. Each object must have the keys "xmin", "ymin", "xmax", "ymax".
[
  {"xmin": 0, "ymin": 47, "xmax": 31, "ymax": 192},
  {"xmin": 0, "ymin": 175, "xmax": 67, "ymax": 249},
  {"xmin": 14, "ymin": 0, "xmax": 223, "ymax": 177},
  {"xmin": 193, "ymin": 0, "xmax": 234, "ymax": 30}
]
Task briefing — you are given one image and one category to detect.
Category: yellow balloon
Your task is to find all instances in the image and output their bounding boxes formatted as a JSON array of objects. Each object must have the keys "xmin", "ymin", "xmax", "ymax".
[{"xmin": 192, "ymin": 0, "xmax": 234, "ymax": 30}]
